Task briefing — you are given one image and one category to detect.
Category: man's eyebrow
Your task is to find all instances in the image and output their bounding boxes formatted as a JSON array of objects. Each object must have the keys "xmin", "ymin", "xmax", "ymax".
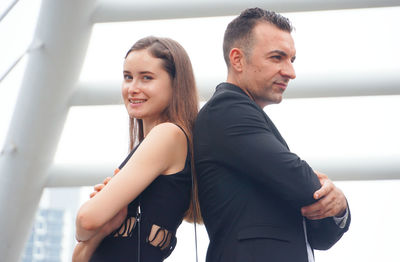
[
  {"xmin": 268, "ymin": 50, "xmax": 296, "ymax": 62},
  {"xmin": 268, "ymin": 50, "xmax": 288, "ymax": 57}
]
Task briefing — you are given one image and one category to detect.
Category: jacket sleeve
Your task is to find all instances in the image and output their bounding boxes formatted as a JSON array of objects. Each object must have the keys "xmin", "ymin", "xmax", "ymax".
[
  {"xmin": 205, "ymin": 91, "xmax": 322, "ymax": 210},
  {"xmin": 306, "ymin": 204, "xmax": 351, "ymax": 250}
]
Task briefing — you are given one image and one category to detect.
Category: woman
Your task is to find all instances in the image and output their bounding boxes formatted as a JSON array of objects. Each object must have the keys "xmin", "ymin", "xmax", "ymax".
[{"xmin": 73, "ymin": 36, "xmax": 201, "ymax": 262}]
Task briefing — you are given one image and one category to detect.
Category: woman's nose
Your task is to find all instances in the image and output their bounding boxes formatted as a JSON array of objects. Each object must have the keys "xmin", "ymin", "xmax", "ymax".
[{"xmin": 127, "ymin": 80, "xmax": 141, "ymax": 94}]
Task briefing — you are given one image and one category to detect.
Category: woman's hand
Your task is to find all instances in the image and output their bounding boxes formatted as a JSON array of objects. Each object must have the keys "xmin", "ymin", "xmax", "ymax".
[
  {"xmin": 89, "ymin": 176, "xmax": 128, "ymax": 236},
  {"xmin": 90, "ymin": 177, "xmax": 112, "ymax": 198},
  {"xmin": 72, "ymin": 177, "xmax": 128, "ymax": 262},
  {"xmin": 76, "ymin": 123, "xmax": 187, "ymax": 242}
]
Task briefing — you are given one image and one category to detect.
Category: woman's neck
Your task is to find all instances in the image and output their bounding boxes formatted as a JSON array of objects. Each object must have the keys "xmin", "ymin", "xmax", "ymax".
[{"xmin": 142, "ymin": 117, "xmax": 168, "ymax": 137}]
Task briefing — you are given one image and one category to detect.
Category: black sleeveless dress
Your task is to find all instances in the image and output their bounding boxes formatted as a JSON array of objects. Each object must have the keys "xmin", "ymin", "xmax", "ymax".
[{"xmin": 89, "ymin": 138, "xmax": 192, "ymax": 262}]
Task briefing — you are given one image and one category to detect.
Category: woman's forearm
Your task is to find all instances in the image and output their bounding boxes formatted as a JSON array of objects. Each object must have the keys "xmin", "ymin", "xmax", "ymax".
[
  {"xmin": 75, "ymin": 204, "xmax": 103, "ymax": 242},
  {"xmin": 75, "ymin": 218, "xmax": 101, "ymax": 242},
  {"xmin": 72, "ymin": 232, "xmax": 105, "ymax": 262}
]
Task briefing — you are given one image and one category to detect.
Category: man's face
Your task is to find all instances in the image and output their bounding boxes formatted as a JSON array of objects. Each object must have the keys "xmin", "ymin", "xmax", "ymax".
[{"xmin": 241, "ymin": 22, "xmax": 296, "ymax": 108}]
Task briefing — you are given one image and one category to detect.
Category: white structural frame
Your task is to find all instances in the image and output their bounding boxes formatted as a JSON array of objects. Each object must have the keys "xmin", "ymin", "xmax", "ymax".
[
  {"xmin": 0, "ymin": 0, "xmax": 400, "ymax": 261},
  {"xmin": 71, "ymin": 71, "xmax": 400, "ymax": 106},
  {"xmin": 0, "ymin": 1, "xmax": 96, "ymax": 261}
]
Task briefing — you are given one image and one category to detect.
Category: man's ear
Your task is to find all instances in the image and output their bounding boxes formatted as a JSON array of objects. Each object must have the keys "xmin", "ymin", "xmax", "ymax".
[{"xmin": 229, "ymin": 48, "xmax": 244, "ymax": 72}]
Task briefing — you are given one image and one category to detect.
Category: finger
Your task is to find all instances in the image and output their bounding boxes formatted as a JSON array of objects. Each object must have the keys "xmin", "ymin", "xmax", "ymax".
[
  {"xmin": 331, "ymin": 190, "xmax": 347, "ymax": 217},
  {"xmin": 93, "ymin": 183, "xmax": 102, "ymax": 190},
  {"xmin": 302, "ymin": 191, "xmax": 335, "ymax": 217},
  {"xmin": 90, "ymin": 191, "xmax": 97, "ymax": 198},
  {"xmin": 304, "ymin": 201, "xmax": 335, "ymax": 219},
  {"xmin": 94, "ymin": 184, "xmax": 105, "ymax": 192},
  {"xmin": 306, "ymin": 214, "xmax": 323, "ymax": 220},
  {"xmin": 314, "ymin": 170, "xmax": 328, "ymax": 180},
  {"xmin": 304, "ymin": 189, "xmax": 346, "ymax": 219},
  {"xmin": 319, "ymin": 186, "xmax": 346, "ymax": 216},
  {"xmin": 318, "ymin": 205, "xmax": 336, "ymax": 219},
  {"xmin": 313, "ymin": 179, "xmax": 333, "ymax": 200},
  {"xmin": 313, "ymin": 171, "xmax": 329, "ymax": 189},
  {"xmin": 301, "ymin": 201, "xmax": 323, "ymax": 217},
  {"xmin": 306, "ymin": 207, "xmax": 334, "ymax": 220},
  {"xmin": 103, "ymin": 177, "xmax": 112, "ymax": 185}
]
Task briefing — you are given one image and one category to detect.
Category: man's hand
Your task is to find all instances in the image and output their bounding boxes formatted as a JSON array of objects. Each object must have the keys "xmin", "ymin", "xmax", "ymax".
[{"xmin": 301, "ymin": 171, "xmax": 347, "ymax": 220}]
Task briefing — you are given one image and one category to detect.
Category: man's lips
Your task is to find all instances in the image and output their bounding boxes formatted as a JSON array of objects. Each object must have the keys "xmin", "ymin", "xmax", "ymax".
[{"xmin": 274, "ymin": 82, "xmax": 288, "ymax": 90}]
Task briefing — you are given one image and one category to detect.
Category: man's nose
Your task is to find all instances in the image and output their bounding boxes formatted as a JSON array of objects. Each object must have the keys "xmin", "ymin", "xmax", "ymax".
[{"xmin": 281, "ymin": 62, "xmax": 296, "ymax": 80}]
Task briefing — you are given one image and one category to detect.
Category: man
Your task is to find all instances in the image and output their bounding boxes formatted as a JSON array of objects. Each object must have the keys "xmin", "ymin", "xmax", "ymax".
[{"xmin": 194, "ymin": 8, "xmax": 350, "ymax": 262}]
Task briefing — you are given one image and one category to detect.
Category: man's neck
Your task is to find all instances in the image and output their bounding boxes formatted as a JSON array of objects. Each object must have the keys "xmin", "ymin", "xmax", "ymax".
[{"xmin": 226, "ymin": 75, "xmax": 255, "ymax": 102}]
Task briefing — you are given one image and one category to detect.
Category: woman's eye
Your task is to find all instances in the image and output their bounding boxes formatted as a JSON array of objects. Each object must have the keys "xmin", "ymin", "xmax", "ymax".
[
  {"xmin": 143, "ymin": 75, "xmax": 153, "ymax": 80},
  {"xmin": 124, "ymin": 75, "xmax": 132, "ymax": 80}
]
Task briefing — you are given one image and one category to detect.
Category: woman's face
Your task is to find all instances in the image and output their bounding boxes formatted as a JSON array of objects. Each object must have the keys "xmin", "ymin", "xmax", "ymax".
[{"xmin": 122, "ymin": 49, "xmax": 173, "ymax": 125}]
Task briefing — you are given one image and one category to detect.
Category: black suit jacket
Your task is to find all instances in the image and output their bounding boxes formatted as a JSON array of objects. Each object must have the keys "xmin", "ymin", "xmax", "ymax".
[{"xmin": 194, "ymin": 83, "xmax": 350, "ymax": 262}]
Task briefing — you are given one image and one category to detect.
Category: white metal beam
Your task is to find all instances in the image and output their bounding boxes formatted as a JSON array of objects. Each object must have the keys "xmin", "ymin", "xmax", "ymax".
[
  {"xmin": 0, "ymin": 0, "xmax": 96, "ymax": 261},
  {"xmin": 45, "ymin": 155, "xmax": 400, "ymax": 187},
  {"xmin": 46, "ymin": 163, "xmax": 115, "ymax": 187},
  {"xmin": 1, "ymin": 2, "xmax": 399, "ymax": 261},
  {"xmin": 0, "ymin": 0, "xmax": 20, "ymax": 22},
  {"xmin": 70, "ymin": 71, "xmax": 400, "ymax": 106},
  {"xmin": 70, "ymin": 81, "xmax": 123, "ymax": 106},
  {"xmin": 310, "ymin": 156, "xmax": 400, "ymax": 181},
  {"xmin": 92, "ymin": 0, "xmax": 400, "ymax": 23}
]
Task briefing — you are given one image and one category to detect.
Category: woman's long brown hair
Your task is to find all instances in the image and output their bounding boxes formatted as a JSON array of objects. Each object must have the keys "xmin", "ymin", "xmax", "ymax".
[{"xmin": 125, "ymin": 36, "xmax": 202, "ymax": 223}]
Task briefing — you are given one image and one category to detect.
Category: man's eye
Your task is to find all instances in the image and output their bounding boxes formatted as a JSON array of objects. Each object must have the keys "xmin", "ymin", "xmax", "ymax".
[{"xmin": 271, "ymin": 56, "xmax": 282, "ymax": 60}]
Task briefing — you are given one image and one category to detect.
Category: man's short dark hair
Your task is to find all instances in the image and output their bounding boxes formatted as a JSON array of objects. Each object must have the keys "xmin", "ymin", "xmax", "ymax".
[{"xmin": 223, "ymin": 7, "xmax": 293, "ymax": 67}]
